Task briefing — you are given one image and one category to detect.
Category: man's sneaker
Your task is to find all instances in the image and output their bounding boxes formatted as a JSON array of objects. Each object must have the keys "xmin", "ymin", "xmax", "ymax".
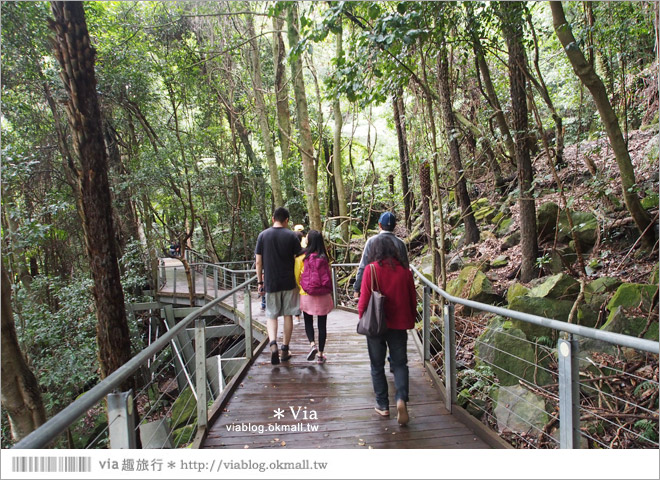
[
  {"xmin": 280, "ymin": 345, "xmax": 292, "ymax": 362},
  {"xmin": 374, "ymin": 406, "xmax": 390, "ymax": 417},
  {"xmin": 396, "ymin": 399, "xmax": 409, "ymax": 426},
  {"xmin": 307, "ymin": 345, "xmax": 318, "ymax": 361}
]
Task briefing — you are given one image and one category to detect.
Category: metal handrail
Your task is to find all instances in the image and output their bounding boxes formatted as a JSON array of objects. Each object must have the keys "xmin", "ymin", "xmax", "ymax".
[
  {"xmin": 333, "ymin": 262, "xmax": 657, "ymax": 354},
  {"xmin": 408, "ymin": 266, "xmax": 658, "ymax": 354},
  {"xmin": 332, "ymin": 262, "xmax": 657, "ymax": 449},
  {"xmin": 13, "ymin": 275, "xmax": 257, "ymax": 449}
]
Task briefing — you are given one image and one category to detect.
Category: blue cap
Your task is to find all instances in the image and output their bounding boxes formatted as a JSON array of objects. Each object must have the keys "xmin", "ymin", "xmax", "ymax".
[{"xmin": 378, "ymin": 212, "xmax": 396, "ymax": 230}]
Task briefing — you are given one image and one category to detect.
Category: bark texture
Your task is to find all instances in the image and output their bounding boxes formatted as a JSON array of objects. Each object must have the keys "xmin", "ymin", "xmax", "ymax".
[
  {"xmin": 1, "ymin": 264, "xmax": 47, "ymax": 442},
  {"xmin": 287, "ymin": 3, "xmax": 322, "ymax": 231},
  {"xmin": 500, "ymin": 1, "xmax": 539, "ymax": 282},
  {"xmin": 50, "ymin": 1, "xmax": 132, "ymax": 378}
]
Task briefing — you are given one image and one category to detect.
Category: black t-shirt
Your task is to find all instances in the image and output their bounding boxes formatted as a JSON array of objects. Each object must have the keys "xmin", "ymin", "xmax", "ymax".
[{"xmin": 254, "ymin": 227, "xmax": 302, "ymax": 293}]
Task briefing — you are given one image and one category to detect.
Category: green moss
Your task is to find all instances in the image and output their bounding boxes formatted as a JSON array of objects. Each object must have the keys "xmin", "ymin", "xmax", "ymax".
[
  {"xmin": 506, "ymin": 282, "xmax": 529, "ymax": 305},
  {"xmin": 475, "ymin": 317, "xmax": 552, "ymax": 387},
  {"xmin": 607, "ymin": 283, "xmax": 658, "ymax": 314},
  {"xmin": 170, "ymin": 387, "xmax": 196, "ymax": 430},
  {"xmin": 641, "ymin": 194, "xmax": 659, "ymax": 210},
  {"xmin": 528, "ymin": 273, "xmax": 580, "ymax": 300}
]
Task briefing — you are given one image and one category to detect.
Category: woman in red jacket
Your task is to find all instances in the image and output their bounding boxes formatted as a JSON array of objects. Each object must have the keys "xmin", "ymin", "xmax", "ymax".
[{"xmin": 357, "ymin": 235, "xmax": 417, "ymax": 425}]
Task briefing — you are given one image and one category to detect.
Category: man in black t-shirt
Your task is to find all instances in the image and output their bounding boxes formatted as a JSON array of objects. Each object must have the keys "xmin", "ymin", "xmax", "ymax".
[{"xmin": 255, "ymin": 207, "xmax": 303, "ymax": 365}]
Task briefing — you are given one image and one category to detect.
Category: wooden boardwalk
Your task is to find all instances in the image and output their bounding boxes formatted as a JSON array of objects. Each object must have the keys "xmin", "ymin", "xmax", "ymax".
[{"xmin": 159, "ymin": 258, "xmax": 492, "ymax": 449}]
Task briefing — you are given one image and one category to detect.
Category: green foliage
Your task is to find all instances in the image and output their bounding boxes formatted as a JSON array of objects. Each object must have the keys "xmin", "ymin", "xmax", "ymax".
[
  {"xmin": 457, "ymin": 365, "xmax": 498, "ymax": 407},
  {"xmin": 634, "ymin": 419, "xmax": 659, "ymax": 444},
  {"xmin": 15, "ymin": 275, "xmax": 99, "ymax": 414}
]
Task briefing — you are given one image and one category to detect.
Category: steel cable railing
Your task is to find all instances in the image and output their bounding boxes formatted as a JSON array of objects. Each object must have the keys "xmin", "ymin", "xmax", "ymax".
[{"xmin": 331, "ymin": 263, "xmax": 658, "ymax": 449}]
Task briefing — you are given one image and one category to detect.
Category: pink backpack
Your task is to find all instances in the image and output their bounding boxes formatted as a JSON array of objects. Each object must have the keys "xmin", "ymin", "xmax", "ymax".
[{"xmin": 300, "ymin": 254, "xmax": 332, "ymax": 295}]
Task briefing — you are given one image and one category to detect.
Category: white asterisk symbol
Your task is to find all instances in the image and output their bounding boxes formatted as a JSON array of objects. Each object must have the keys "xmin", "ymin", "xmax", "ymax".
[{"xmin": 273, "ymin": 408, "xmax": 285, "ymax": 419}]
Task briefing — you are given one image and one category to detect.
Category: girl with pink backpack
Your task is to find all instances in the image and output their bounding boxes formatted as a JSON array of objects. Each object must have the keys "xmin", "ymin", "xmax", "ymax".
[{"xmin": 294, "ymin": 230, "xmax": 334, "ymax": 363}]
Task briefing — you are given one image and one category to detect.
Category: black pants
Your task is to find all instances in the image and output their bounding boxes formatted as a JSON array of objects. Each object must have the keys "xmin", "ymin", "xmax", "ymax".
[{"xmin": 303, "ymin": 312, "xmax": 327, "ymax": 352}]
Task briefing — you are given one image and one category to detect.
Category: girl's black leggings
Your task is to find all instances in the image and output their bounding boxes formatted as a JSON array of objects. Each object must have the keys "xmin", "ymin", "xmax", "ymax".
[{"xmin": 303, "ymin": 312, "xmax": 327, "ymax": 352}]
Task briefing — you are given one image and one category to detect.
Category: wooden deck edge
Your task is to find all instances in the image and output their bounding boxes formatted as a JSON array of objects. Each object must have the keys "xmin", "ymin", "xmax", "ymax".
[
  {"xmin": 192, "ymin": 336, "xmax": 269, "ymax": 449},
  {"xmin": 411, "ymin": 331, "xmax": 512, "ymax": 449}
]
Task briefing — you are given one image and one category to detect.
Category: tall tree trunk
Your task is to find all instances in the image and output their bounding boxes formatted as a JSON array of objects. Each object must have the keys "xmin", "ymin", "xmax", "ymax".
[
  {"xmin": 551, "ymin": 1, "xmax": 655, "ymax": 248},
  {"xmin": 420, "ymin": 161, "xmax": 442, "ymax": 284},
  {"xmin": 2, "ymin": 264, "xmax": 47, "ymax": 443},
  {"xmin": 272, "ymin": 15, "xmax": 292, "ymax": 166},
  {"xmin": 500, "ymin": 1, "xmax": 539, "ymax": 282},
  {"xmin": 333, "ymin": 27, "xmax": 349, "ymax": 242},
  {"xmin": 246, "ymin": 12, "xmax": 283, "ymax": 208},
  {"xmin": 50, "ymin": 1, "xmax": 132, "ymax": 379},
  {"xmin": 437, "ymin": 46, "xmax": 480, "ymax": 245},
  {"xmin": 466, "ymin": 4, "xmax": 516, "ymax": 162},
  {"xmin": 287, "ymin": 3, "xmax": 322, "ymax": 231},
  {"xmin": 524, "ymin": 8, "xmax": 565, "ymax": 167},
  {"xmin": 392, "ymin": 89, "xmax": 413, "ymax": 231}
]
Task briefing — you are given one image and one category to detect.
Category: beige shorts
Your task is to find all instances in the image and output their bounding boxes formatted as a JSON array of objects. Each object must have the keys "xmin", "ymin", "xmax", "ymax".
[{"xmin": 265, "ymin": 289, "xmax": 301, "ymax": 319}]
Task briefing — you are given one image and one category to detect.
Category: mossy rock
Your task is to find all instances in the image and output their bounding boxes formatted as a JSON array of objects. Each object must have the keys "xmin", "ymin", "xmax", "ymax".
[
  {"xmin": 494, "ymin": 385, "xmax": 550, "ymax": 434},
  {"xmin": 559, "ymin": 211, "xmax": 598, "ymax": 248},
  {"xmin": 447, "ymin": 266, "xmax": 495, "ymax": 304},
  {"xmin": 584, "ymin": 292, "xmax": 608, "ymax": 310},
  {"xmin": 501, "ymin": 230, "xmax": 521, "ymax": 250},
  {"xmin": 495, "ymin": 217, "xmax": 514, "ymax": 236},
  {"xmin": 576, "ymin": 303, "xmax": 599, "ymax": 328},
  {"xmin": 537, "ymin": 202, "xmax": 559, "ymax": 239},
  {"xmin": 641, "ymin": 194, "xmax": 659, "ymax": 210},
  {"xmin": 586, "ymin": 277, "xmax": 622, "ymax": 295},
  {"xmin": 602, "ymin": 306, "xmax": 659, "ymax": 341},
  {"xmin": 170, "ymin": 387, "xmax": 196, "ymax": 430},
  {"xmin": 528, "ymin": 273, "xmax": 580, "ymax": 301},
  {"xmin": 508, "ymin": 296, "xmax": 575, "ymax": 338},
  {"xmin": 550, "ymin": 246, "xmax": 578, "ymax": 274},
  {"xmin": 172, "ymin": 424, "xmax": 196, "ymax": 448},
  {"xmin": 491, "ymin": 255, "xmax": 508, "ymax": 268},
  {"xmin": 606, "ymin": 283, "xmax": 658, "ymax": 317},
  {"xmin": 506, "ymin": 282, "xmax": 529, "ymax": 305},
  {"xmin": 475, "ymin": 317, "xmax": 552, "ymax": 386}
]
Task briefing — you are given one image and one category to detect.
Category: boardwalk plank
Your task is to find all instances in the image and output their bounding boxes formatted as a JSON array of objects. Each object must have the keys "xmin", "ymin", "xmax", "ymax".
[{"xmin": 158, "ymin": 260, "xmax": 491, "ymax": 450}]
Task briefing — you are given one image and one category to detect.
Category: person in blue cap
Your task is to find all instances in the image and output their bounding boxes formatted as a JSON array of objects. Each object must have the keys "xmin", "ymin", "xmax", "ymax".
[{"xmin": 354, "ymin": 211, "xmax": 409, "ymax": 297}]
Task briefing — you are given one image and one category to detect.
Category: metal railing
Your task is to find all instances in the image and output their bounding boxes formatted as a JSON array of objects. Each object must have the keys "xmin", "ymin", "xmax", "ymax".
[
  {"xmin": 13, "ymin": 272, "xmax": 260, "ymax": 449},
  {"xmin": 331, "ymin": 263, "xmax": 659, "ymax": 449}
]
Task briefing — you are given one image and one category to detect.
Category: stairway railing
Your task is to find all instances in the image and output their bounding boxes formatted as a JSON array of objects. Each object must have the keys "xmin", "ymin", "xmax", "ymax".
[{"xmin": 13, "ymin": 272, "xmax": 259, "ymax": 449}]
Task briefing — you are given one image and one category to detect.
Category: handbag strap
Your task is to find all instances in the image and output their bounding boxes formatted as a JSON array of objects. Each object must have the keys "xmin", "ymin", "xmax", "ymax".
[{"xmin": 369, "ymin": 263, "xmax": 380, "ymax": 293}]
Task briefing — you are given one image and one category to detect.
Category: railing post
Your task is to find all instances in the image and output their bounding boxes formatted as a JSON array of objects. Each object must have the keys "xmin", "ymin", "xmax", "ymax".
[
  {"xmin": 232, "ymin": 273, "xmax": 237, "ymax": 311},
  {"xmin": 244, "ymin": 284, "xmax": 253, "ymax": 360},
  {"xmin": 195, "ymin": 318, "xmax": 208, "ymax": 431},
  {"xmin": 443, "ymin": 303, "xmax": 456, "ymax": 412},
  {"xmin": 213, "ymin": 267, "xmax": 218, "ymax": 298},
  {"xmin": 107, "ymin": 390, "xmax": 136, "ymax": 449},
  {"xmin": 203, "ymin": 265, "xmax": 208, "ymax": 298},
  {"xmin": 173, "ymin": 267, "xmax": 177, "ymax": 297},
  {"xmin": 558, "ymin": 336, "xmax": 581, "ymax": 449},
  {"xmin": 423, "ymin": 286, "xmax": 431, "ymax": 362},
  {"xmin": 191, "ymin": 266, "xmax": 196, "ymax": 300},
  {"xmin": 331, "ymin": 266, "xmax": 338, "ymax": 308}
]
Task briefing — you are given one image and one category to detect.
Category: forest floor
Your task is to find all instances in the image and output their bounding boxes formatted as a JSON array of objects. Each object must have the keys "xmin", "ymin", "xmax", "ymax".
[{"xmin": 411, "ymin": 127, "xmax": 659, "ymax": 294}]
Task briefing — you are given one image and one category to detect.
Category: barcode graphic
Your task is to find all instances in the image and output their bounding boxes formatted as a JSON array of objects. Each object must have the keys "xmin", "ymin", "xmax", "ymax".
[{"xmin": 12, "ymin": 456, "xmax": 91, "ymax": 473}]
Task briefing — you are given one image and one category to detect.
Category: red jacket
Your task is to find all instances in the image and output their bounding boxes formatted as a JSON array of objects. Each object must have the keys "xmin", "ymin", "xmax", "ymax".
[{"xmin": 357, "ymin": 259, "xmax": 417, "ymax": 330}]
